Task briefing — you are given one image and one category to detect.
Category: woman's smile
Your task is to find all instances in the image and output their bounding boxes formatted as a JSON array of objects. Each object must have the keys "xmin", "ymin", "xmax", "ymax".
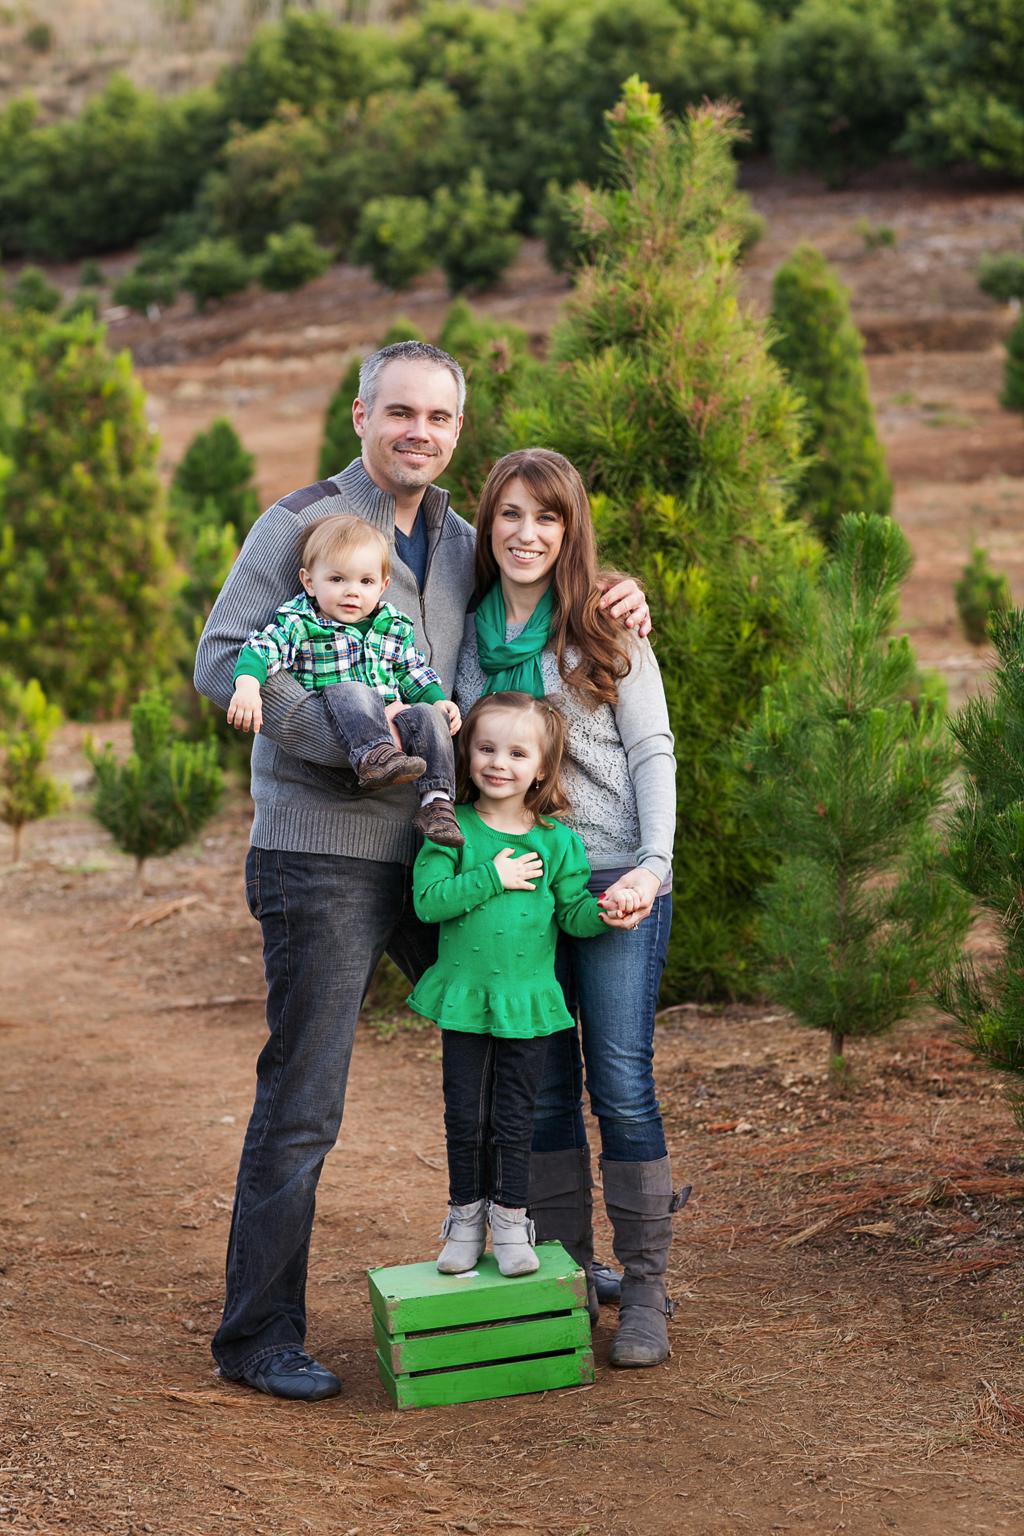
[{"xmin": 490, "ymin": 478, "xmax": 564, "ymax": 598}]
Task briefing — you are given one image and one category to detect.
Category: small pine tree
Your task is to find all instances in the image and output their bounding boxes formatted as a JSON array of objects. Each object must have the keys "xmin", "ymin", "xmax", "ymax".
[
  {"xmin": 938, "ymin": 606, "xmax": 1024, "ymax": 1134},
  {"xmin": 257, "ymin": 222, "xmax": 331, "ymax": 293},
  {"xmin": 438, "ymin": 298, "xmax": 533, "ymax": 517},
  {"xmin": 170, "ymin": 417, "xmax": 259, "ymax": 543},
  {"xmin": 11, "ymin": 266, "xmax": 61, "ymax": 314},
  {"xmin": 0, "ymin": 676, "xmax": 69, "ymax": 863},
  {"xmin": 955, "ymin": 545, "xmax": 1011, "ymax": 645},
  {"xmin": 769, "ymin": 244, "xmax": 892, "ymax": 545},
  {"xmin": 0, "ymin": 312, "xmax": 178, "ymax": 718},
  {"xmin": 351, "ymin": 196, "xmax": 435, "ymax": 290},
  {"xmin": 87, "ymin": 687, "xmax": 222, "ymax": 884},
  {"xmin": 507, "ymin": 80, "xmax": 820, "ymax": 998},
  {"xmin": 1001, "ymin": 313, "xmax": 1024, "ymax": 414},
  {"xmin": 736, "ymin": 514, "xmax": 971, "ymax": 1080},
  {"xmin": 317, "ymin": 318, "xmax": 426, "ymax": 481},
  {"xmin": 430, "ymin": 170, "xmax": 521, "ymax": 295}
]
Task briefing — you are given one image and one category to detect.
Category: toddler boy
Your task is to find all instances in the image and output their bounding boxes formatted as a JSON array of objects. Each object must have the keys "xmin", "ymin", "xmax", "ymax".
[{"xmin": 228, "ymin": 514, "xmax": 464, "ymax": 847}]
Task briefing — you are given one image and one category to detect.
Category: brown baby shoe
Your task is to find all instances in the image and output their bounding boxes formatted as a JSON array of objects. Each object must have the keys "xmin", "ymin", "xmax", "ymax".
[
  {"xmin": 413, "ymin": 800, "xmax": 465, "ymax": 847},
  {"xmin": 357, "ymin": 743, "xmax": 427, "ymax": 788}
]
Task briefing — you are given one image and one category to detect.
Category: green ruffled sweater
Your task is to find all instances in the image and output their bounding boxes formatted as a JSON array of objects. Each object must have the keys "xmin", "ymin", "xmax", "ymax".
[{"xmin": 408, "ymin": 804, "xmax": 607, "ymax": 1037}]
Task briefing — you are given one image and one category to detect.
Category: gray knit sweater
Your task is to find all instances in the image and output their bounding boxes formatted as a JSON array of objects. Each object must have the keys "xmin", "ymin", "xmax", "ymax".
[
  {"xmin": 194, "ymin": 459, "xmax": 476, "ymax": 863},
  {"xmin": 454, "ymin": 619, "xmax": 676, "ymax": 886}
]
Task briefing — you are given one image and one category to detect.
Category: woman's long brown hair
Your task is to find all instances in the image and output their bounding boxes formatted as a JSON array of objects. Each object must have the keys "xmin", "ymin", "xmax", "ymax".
[
  {"xmin": 473, "ymin": 448, "xmax": 632, "ymax": 709},
  {"xmin": 455, "ymin": 692, "xmax": 572, "ymax": 826}
]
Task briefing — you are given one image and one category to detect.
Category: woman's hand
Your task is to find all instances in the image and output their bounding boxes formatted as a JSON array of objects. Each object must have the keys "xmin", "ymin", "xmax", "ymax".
[
  {"xmin": 598, "ymin": 867, "xmax": 661, "ymax": 928},
  {"xmin": 598, "ymin": 577, "xmax": 651, "ymax": 638},
  {"xmin": 494, "ymin": 848, "xmax": 544, "ymax": 891}
]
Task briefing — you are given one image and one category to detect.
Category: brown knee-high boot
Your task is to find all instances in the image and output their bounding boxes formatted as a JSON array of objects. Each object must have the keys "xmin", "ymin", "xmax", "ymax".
[
  {"xmin": 600, "ymin": 1156, "xmax": 691, "ymax": 1367},
  {"xmin": 527, "ymin": 1147, "xmax": 599, "ymax": 1323}
]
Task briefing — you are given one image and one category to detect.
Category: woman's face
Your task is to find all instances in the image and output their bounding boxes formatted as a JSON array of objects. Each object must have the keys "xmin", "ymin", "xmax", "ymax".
[{"xmin": 489, "ymin": 477, "xmax": 564, "ymax": 595}]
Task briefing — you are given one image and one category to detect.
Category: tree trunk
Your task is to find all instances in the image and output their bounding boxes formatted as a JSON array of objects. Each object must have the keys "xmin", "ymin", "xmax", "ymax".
[
  {"xmin": 11, "ymin": 823, "xmax": 22, "ymax": 864},
  {"xmin": 829, "ymin": 1029, "xmax": 846, "ymax": 1088},
  {"xmin": 135, "ymin": 854, "xmax": 146, "ymax": 890}
]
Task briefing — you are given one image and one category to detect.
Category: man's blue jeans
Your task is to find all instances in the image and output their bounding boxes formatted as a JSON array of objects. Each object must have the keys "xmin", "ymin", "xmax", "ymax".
[
  {"xmin": 322, "ymin": 681, "xmax": 455, "ymax": 798},
  {"xmin": 533, "ymin": 894, "xmax": 672, "ymax": 1163},
  {"xmin": 211, "ymin": 847, "xmax": 437, "ymax": 1380}
]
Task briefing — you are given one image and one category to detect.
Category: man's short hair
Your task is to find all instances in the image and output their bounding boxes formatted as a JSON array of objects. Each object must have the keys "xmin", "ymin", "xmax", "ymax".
[
  {"xmin": 299, "ymin": 515, "xmax": 391, "ymax": 579},
  {"xmin": 357, "ymin": 341, "xmax": 466, "ymax": 418}
]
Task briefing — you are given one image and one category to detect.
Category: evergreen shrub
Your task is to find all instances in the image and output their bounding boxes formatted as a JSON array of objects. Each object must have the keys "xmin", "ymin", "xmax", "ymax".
[
  {"xmin": 769, "ymin": 244, "xmax": 892, "ymax": 545},
  {"xmin": 978, "ymin": 252, "xmax": 1024, "ymax": 305},
  {"xmin": 1003, "ymin": 313, "xmax": 1024, "ymax": 414},
  {"xmin": 902, "ymin": 0, "xmax": 1024, "ymax": 177},
  {"xmin": 0, "ymin": 313, "xmax": 178, "ymax": 718},
  {"xmin": 87, "ymin": 687, "xmax": 222, "ymax": 882},
  {"xmin": 507, "ymin": 79, "xmax": 820, "ymax": 997},
  {"xmin": 318, "ymin": 318, "xmax": 426, "ymax": 482},
  {"xmin": 955, "ymin": 545, "xmax": 1011, "ymax": 644},
  {"xmin": 438, "ymin": 298, "xmax": 533, "ymax": 515},
  {"xmin": 61, "ymin": 292, "xmax": 100, "ymax": 323},
  {"xmin": 177, "ymin": 238, "xmax": 252, "ymax": 309},
  {"xmin": 256, "ymin": 222, "xmax": 331, "ymax": 292},
  {"xmin": 431, "ymin": 170, "xmax": 521, "ymax": 293},
  {"xmin": 170, "ymin": 417, "xmax": 260, "ymax": 544},
  {"xmin": 0, "ymin": 676, "xmax": 69, "ymax": 863},
  {"xmin": 11, "ymin": 265, "xmax": 61, "ymax": 314},
  {"xmin": 736, "ymin": 514, "xmax": 970, "ymax": 1080},
  {"xmin": 112, "ymin": 268, "xmax": 178, "ymax": 315},
  {"xmin": 352, "ymin": 196, "xmax": 434, "ymax": 290},
  {"xmin": 79, "ymin": 261, "xmax": 105, "ymax": 287}
]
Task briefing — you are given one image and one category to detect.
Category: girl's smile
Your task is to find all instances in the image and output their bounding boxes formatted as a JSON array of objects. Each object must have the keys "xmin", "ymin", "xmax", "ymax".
[{"xmin": 469, "ymin": 708, "xmax": 546, "ymax": 830}]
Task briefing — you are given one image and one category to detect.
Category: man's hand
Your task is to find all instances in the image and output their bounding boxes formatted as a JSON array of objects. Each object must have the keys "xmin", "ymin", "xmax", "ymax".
[
  {"xmin": 227, "ymin": 677, "xmax": 263, "ymax": 734},
  {"xmin": 598, "ymin": 867, "xmax": 661, "ymax": 928},
  {"xmin": 435, "ymin": 699, "xmax": 462, "ymax": 736},
  {"xmin": 598, "ymin": 576, "xmax": 651, "ymax": 638},
  {"xmin": 494, "ymin": 848, "xmax": 544, "ymax": 891}
]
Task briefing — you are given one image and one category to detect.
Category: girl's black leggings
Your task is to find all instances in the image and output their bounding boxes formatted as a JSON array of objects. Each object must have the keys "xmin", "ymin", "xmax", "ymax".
[{"xmin": 441, "ymin": 1030, "xmax": 550, "ymax": 1208}]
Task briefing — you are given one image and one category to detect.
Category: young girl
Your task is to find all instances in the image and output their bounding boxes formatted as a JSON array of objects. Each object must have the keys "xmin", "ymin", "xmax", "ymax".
[{"xmin": 407, "ymin": 691, "xmax": 642, "ymax": 1277}]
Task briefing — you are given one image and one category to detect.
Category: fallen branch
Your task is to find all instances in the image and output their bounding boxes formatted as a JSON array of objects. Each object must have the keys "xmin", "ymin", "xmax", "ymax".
[
  {"xmin": 123, "ymin": 895, "xmax": 202, "ymax": 930},
  {"xmin": 157, "ymin": 994, "xmax": 266, "ymax": 1012}
]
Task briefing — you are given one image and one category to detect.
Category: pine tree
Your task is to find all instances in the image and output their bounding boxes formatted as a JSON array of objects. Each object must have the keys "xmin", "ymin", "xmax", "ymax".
[
  {"xmin": 0, "ymin": 313, "xmax": 178, "ymax": 718},
  {"xmin": 87, "ymin": 687, "xmax": 222, "ymax": 885},
  {"xmin": 955, "ymin": 545, "xmax": 1011, "ymax": 645},
  {"xmin": 507, "ymin": 79, "xmax": 820, "ymax": 998},
  {"xmin": 769, "ymin": 245, "xmax": 892, "ymax": 545},
  {"xmin": 938, "ymin": 607, "xmax": 1024, "ymax": 1133},
  {"xmin": 736, "ymin": 514, "xmax": 970, "ymax": 1080},
  {"xmin": 0, "ymin": 675, "xmax": 69, "ymax": 863},
  {"xmin": 317, "ymin": 318, "xmax": 426, "ymax": 481},
  {"xmin": 1002, "ymin": 313, "xmax": 1024, "ymax": 414},
  {"xmin": 170, "ymin": 416, "xmax": 259, "ymax": 543},
  {"xmin": 438, "ymin": 298, "xmax": 534, "ymax": 518}
]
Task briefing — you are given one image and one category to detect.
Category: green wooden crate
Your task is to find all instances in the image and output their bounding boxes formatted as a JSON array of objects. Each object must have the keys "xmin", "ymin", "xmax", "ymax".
[{"xmin": 368, "ymin": 1241, "xmax": 595, "ymax": 1410}]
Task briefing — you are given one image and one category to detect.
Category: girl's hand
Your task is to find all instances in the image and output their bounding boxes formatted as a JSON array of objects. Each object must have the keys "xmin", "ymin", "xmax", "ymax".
[
  {"xmin": 435, "ymin": 699, "xmax": 462, "ymax": 735},
  {"xmin": 494, "ymin": 847, "xmax": 544, "ymax": 891},
  {"xmin": 598, "ymin": 867, "xmax": 661, "ymax": 928},
  {"xmin": 227, "ymin": 678, "xmax": 263, "ymax": 733}
]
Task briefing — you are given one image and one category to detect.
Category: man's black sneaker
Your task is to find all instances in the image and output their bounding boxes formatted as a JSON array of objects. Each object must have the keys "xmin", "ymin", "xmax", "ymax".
[
  {"xmin": 593, "ymin": 1261, "xmax": 622, "ymax": 1305},
  {"xmin": 241, "ymin": 1349, "xmax": 341, "ymax": 1402}
]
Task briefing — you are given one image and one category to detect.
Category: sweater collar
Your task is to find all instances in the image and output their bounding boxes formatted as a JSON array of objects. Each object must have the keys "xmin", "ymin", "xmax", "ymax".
[{"xmin": 331, "ymin": 458, "xmax": 451, "ymax": 536}]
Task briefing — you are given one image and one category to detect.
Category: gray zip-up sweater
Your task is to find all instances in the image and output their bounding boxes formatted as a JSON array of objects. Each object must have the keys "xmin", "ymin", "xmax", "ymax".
[{"xmin": 194, "ymin": 459, "xmax": 476, "ymax": 864}]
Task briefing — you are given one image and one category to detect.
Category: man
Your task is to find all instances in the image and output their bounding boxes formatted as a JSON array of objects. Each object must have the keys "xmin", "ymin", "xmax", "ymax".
[{"xmin": 195, "ymin": 341, "xmax": 649, "ymax": 1400}]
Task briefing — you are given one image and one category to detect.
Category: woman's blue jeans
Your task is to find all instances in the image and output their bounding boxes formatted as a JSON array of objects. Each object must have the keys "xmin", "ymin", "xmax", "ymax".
[{"xmin": 533, "ymin": 893, "xmax": 671, "ymax": 1163}]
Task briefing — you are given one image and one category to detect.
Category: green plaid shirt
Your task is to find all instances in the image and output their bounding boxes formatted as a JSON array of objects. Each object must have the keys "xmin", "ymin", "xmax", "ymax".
[{"xmin": 234, "ymin": 594, "xmax": 445, "ymax": 705}]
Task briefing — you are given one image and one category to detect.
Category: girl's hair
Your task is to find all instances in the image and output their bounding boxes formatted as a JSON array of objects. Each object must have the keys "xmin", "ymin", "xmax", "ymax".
[
  {"xmin": 472, "ymin": 448, "xmax": 633, "ymax": 709},
  {"xmin": 456, "ymin": 692, "xmax": 572, "ymax": 826},
  {"xmin": 297, "ymin": 514, "xmax": 391, "ymax": 578}
]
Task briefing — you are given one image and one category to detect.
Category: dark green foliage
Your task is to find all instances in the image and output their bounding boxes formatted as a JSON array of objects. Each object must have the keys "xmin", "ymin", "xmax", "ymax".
[
  {"xmin": 11, "ymin": 265, "xmax": 61, "ymax": 314},
  {"xmin": 23, "ymin": 23, "xmax": 52, "ymax": 53},
  {"xmin": 902, "ymin": 0, "xmax": 1024, "ymax": 176},
  {"xmin": 256, "ymin": 222, "xmax": 331, "ymax": 293},
  {"xmin": 431, "ymin": 170, "xmax": 521, "ymax": 294},
  {"xmin": 61, "ymin": 291, "xmax": 101, "ymax": 324},
  {"xmin": 0, "ymin": 76, "xmax": 228, "ymax": 258},
  {"xmin": 508, "ymin": 80, "xmax": 819, "ymax": 998},
  {"xmin": 978, "ymin": 252, "xmax": 1024, "ymax": 304},
  {"xmin": 937, "ymin": 606, "xmax": 1024, "ymax": 1134},
  {"xmin": 352, "ymin": 196, "xmax": 435, "ymax": 290},
  {"xmin": 955, "ymin": 545, "xmax": 1011, "ymax": 644},
  {"xmin": 438, "ymin": 299, "xmax": 534, "ymax": 516},
  {"xmin": 318, "ymin": 318, "xmax": 427, "ymax": 482},
  {"xmin": 762, "ymin": 0, "xmax": 916, "ymax": 184},
  {"xmin": 769, "ymin": 245, "xmax": 892, "ymax": 545},
  {"xmin": 177, "ymin": 238, "xmax": 252, "ymax": 309},
  {"xmin": 0, "ymin": 676, "xmax": 68, "ymax": 863},
  {"xmin": 79, "ymin": 261, "xmax": 105, "ymax": 288},
  {"xmin": 736, "ymin": 514, "xmax": 970, "ymax": 1075},
  {"xmin": 0, "ymin": 313, "xmax": 177, "ymax": 718},
  {"xmin": 1002, "ymin": 313, "xmax": 1024, "ymax": 413},
  {"xmin": 87, "ymin": 687, "xmax": 222, "ymax": 878},
  {"xmin": 170, "ymin": 417, "xmax": 259, "ymax": 544},
  {"xmin": 112, "ymin": 268, "xmax": 178, "ymax": 315}
]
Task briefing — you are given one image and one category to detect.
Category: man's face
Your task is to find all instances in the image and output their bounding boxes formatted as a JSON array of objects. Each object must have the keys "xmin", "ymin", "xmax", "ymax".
[{"xmin": 353, "ymin": 359, "xmax": 463, "ymax": 495}]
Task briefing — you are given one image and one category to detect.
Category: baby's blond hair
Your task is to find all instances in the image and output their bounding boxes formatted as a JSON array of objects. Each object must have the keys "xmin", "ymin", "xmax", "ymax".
[{"xmin": 298, "ymin": 514, "xmax": 391, "ymax": 578}]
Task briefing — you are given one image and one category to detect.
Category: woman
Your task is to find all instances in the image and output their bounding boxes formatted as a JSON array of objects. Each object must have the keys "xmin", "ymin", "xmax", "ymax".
[{"xmin": 454, "ymin": 448, "xmax": 685, "ymax": 1369}]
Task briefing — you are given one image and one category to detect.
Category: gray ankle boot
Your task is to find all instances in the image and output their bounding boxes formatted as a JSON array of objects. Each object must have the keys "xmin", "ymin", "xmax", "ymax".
[
  {"xmin": 488, "ymin": 1203, "xmax": 540, "ymax": 1276},
  {"xmin": 436, "ymin": 1199, "xmax": 487, "ymax": 1274},
  {"xmin": 527, "ymin": 1146, "xmax": 600, "ymax": 1323},
  {"xmin": 601, "ymin": 1156, "xmax": 691, "ymax": 1368}
]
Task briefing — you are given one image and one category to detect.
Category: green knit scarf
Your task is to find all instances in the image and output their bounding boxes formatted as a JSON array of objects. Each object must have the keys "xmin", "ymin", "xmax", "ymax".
[{"xmin": 474, "ymin": 581, "xmax": 554, "ymax": 698}]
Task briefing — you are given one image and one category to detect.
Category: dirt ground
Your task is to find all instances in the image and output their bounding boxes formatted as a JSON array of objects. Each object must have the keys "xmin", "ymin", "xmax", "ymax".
[{"xmin": 4, "ymin": 175, "xmax": 1024, "ymax": 1532}]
